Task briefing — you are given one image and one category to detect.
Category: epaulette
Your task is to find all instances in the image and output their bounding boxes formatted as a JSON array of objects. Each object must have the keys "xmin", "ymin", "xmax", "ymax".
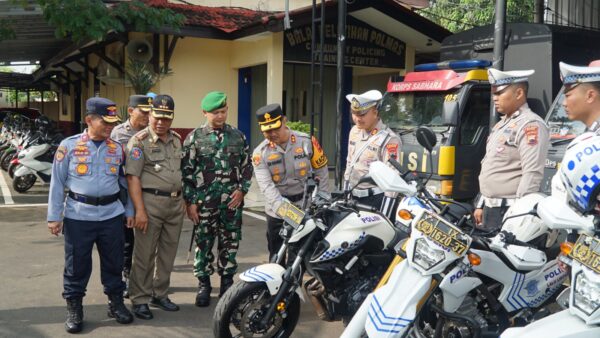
[
  {"xmin": 108, "ymin": 137, "xmax": 122, "ymax": 146},
  {"xmin": 134, "ymin": 130, "xmax": 149, "ymax": 141},
  {"xmin": 171, "ymin": 130, "xmax": 181, "ymax": 139}
]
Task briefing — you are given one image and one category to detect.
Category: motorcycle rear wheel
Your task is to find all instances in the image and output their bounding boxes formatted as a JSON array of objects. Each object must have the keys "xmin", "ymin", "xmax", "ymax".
[
  {"xmin": 13, "ymin": 174, "xmax": 36, "ymax": 193},
  {"xmin": 0, "ymin": 151, "xmax": 15, "ymax": 171},
  {"xmin": 213, "ymin": 281, "xmax": 300, "ymax": 338}
]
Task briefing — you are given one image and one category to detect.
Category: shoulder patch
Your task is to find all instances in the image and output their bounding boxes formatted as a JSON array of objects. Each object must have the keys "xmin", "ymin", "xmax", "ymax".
[
  {"xmin": 252, "ymin": 154, "xmax": 261, "ymax": 166},
  {"xmin": 130, "ymin": 147, "xmax": 143, "ymax": 160},
  {"xmin": 55, "ymin": 145, "xmax": 67, "ymax": 162},
  {"xmin": 135, "ymin": 130, "xmax": 149, "ymax": 141},
  {"xmin": 525, "ymin": 125, "xmax": 539, "ymax": 145},
  {"xmin": 310, "ymin": 136, "xmax": 328, "ymax": 169},
  {"xmin": 171, "ymin": 130, "xmax": 181, "ymax": 139}
]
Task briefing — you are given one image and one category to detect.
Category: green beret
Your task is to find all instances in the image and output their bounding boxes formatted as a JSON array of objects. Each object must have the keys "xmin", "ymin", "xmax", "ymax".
[{"xmin": 201, "ymin": 91, "xmax": 227, "ymax": 112}]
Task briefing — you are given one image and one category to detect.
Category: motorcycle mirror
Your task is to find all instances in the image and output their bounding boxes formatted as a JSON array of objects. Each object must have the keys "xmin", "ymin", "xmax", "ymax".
[{"xmin": 415, "ymin": 127, "xmax": 437, "ymax": 153}]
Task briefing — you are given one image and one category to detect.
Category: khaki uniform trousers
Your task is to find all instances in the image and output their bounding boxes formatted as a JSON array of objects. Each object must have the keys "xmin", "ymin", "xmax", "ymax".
[{"xmin": 129, "ymin": 193, "xmax": 184, "ymax": 305}]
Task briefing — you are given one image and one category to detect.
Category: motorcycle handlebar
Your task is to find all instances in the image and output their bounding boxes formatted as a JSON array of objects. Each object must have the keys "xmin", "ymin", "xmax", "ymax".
[{"xmin": 349, "ymin": 201, "xmax": 379, "ymax": 213}]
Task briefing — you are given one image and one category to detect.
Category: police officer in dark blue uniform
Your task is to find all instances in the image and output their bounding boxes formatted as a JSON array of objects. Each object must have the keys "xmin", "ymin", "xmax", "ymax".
[{"xmin": 47, "ymin": 97, "xmax": 135, "ymax": 333}]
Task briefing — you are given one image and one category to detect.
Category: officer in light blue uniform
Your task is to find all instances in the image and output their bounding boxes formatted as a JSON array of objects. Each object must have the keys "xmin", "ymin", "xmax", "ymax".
[{"xmin": 47, "ymin": 97, "xmax": 135, "ymax": 333}]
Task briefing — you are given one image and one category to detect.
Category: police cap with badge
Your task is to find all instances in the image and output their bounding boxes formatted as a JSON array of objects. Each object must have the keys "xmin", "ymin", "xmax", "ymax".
[
  {"xmin": 86, "ymin": 97, "xmax": 121, "ymax": 123},
  {"xmin": 129, "ymin": 94, "xmax": 153, "ymax": 112},
  {"xmin": 256, "ymin": 103, "xmax": 284, "ymax": 132},
  {"xmin": 488, "ymin": 68, "xmax": 535, "ymax": 93},
  {"xmin": 346, "ymin": 90, "xmax": 382, "ymax": 115},
  {"xmin": 560, "ymin": 61, "xmax": 600, "ymax": 91},
  {"xmin": 202, "ymin": 91, "xmax": 227, "ymax": 113},
  {"xmin": 152, "ymin": 94, "xmax": 175, "ymax": 119}
]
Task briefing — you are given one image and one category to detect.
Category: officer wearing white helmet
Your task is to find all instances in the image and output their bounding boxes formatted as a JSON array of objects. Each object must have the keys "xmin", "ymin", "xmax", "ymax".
[
  {"xmin": 344, "ymin": 90, "xmax": 401, "ymax": 212},
  {"xmin": 474, "ymin": 69, "xmax": 550, "ymax": 231},
  {"xmin": 559, "ymin": 61, "xmax": 600, "ymax": 133}
]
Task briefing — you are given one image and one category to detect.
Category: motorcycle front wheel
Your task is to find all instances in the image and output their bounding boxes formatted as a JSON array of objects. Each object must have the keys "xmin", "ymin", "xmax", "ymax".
[
  {"xmin": 0, "ymin": 151, "xmax": 14, "ymax": 171},
  {"xmin": 13, "ymin": 174, "xmax": 36, "ymax": 193},
  {"xmin": 7, "ymin": 162, "xmax": 19, "ymax": 179},
  {"xmin": 213, "ymin": 281, "xmax": 300, "ymax": 338}
]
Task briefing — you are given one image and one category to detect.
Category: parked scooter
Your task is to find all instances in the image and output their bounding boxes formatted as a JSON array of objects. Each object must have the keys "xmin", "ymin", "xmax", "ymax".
[{"xmin": 342, "ymin": 128, "xmax": 567, "ymax": 338}]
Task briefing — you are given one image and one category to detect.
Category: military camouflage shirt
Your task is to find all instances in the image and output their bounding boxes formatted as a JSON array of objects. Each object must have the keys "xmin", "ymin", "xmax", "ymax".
[{"xmin": 182, "ymin": 123, "xmax": 253, "ymax": 205}]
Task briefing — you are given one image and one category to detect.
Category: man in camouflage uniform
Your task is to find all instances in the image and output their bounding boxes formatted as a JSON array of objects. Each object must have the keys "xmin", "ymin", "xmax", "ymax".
[
  {"xmin": 110, "ymin": 94, "xmax": 152, "ymax": 298},
  {"xmin": 181, "ymin": 91, "xmax": 253, "ymax": 307},
  {"xmin": 344, "ymin": 90, "xmax": 402, "ymax": 215},
  {"xmin": 474, "ymin": 68, "xmax": 549, "ymax": 231},
  {"xmin": 252, "ymin": 103, "xmax": 330, "ymax": 260}
]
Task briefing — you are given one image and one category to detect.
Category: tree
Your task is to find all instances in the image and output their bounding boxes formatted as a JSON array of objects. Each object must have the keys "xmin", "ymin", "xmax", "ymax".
[
  {"xmin": 417, "ymin": 0, "xmax": 535, "ymax": 33},
  {"xmin": 1, "ymin": 0, "xmax": 184, "ymax": 42}
]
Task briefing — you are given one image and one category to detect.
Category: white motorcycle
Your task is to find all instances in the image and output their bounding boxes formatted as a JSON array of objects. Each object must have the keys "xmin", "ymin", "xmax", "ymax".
[
  {"xmin": 212, "ymin": 162, "xmax": 417, "ymax": 338},
  {"xmin": 342, "ymin": 128, "xmax": 567, "ymax": 338},
  {"xmin": 501, "ymin": 195, "xmax": 600, "ymax": 338},
  {"xmin": 13, "ymin": 142, "xmax": 55, "ymax": 193}
]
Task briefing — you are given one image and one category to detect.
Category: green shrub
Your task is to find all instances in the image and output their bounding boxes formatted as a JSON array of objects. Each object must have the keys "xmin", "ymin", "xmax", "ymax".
[{"xmin": 287, "ymin": 121, "xmax": 316, "ymax": 135}]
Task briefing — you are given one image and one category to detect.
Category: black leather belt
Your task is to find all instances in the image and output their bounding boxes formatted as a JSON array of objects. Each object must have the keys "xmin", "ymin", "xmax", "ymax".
[
  {"xmin": 142, "ymin": 188, "xmax": 182, "ymax": 198},
  {"xmin": 68, "ymin": 191, "xmax": 120, "ymax": 206},
  {"xmin": 283, "ymin": 193, "xmax": 304, "ymax": 203}
]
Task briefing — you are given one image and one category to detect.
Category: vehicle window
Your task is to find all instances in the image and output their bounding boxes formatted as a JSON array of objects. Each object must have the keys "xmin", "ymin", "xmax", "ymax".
[
  {"xmin": 546, "ymin": 91, "xmax": 586, "ymax": 141},
  {"xmin": 459, "ymin": 88, "xmax": 490, "ymax": 145},
  {"xmin": 380, "ymin": 91, "xmax": 457, "ymax": 133}
]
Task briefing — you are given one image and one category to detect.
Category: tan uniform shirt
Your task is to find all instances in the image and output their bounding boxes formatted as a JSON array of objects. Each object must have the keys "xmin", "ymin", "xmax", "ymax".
[
  {"xmin": 252, "ymin": 129, "xmax": 330, "ymax": 218},
  {"xmin": 479, "ymin": 103, "xmax": 549, "ymax": 199},
  {"xmin": 125, "ymin": 127, "xmax": 183, "ymax": 193},
  {"xmin": 344, "ymin": 119, "xmax": 401, "ymax": 189}
]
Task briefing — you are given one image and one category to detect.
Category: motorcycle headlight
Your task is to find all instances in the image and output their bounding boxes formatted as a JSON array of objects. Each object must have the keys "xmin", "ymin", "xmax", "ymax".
[
  {"xmin": 412, "ymin": 238, "xmax": 445, "ymax": 271},
  {"xmin": 573, "ymin": 270, "xmax": 600, "ymax": 315}
]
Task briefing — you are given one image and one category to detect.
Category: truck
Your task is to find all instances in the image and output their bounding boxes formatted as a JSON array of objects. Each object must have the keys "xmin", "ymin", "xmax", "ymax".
[{"xmin": 380, "ymin": 23, "xmax": 600, "ymax": 201}]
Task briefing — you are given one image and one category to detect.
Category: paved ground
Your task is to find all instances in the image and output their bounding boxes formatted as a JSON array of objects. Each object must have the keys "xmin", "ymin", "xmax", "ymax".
[{"xmin": 0, "ymin": 170, "xmax": 344, "ymax": 338}]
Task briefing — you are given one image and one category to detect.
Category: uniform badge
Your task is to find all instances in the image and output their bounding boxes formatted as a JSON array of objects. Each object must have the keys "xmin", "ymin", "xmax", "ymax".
[
  {"xmin": 295, "ymin": 147, "xmax": 303, "ymax": 154},
  {"xmin": 370, "ymin": 128, "xmax": 378, "ymax": 136},
  {"xmin": 130, "ymin": 147, "xmax": 142, "ymax": 160},
  {"xmin": 77, "ymin": 157, "xmax": 87, "ymax": 163},
  {"xmin": 272, "ymin": 174, "xmax": 280, "ymax": 183},
  {"xmin": 299, "ymin": 169, "xmax": 306, "ymax": 177},
  {"xmin": 525, "ymin": 125, "xmax": 539, "ymax": 145},
  {"xmin": 109, "ymin": 165, "xmax": 117, "ymax": 174},
  {"xmin": 386, "ymin": 143, "xmax": 399, "ymax": 159},
  {"xmin": 291, "ymin": 134, "xmax": 296, "ymax": 144},
  {"xmin": 310, "ymin": 136, "xmax": 328, "ymax": 169},
  {"xmin": 273, "ymin": 167, "xmax": 280, "ymax": 174},
  {"xmin": 299, "ymin": 162, "xmax": 307, "ymax": 168},
  {"xmin": 267, "ymin": 153, "xmax": 280, "ymax": 161},
  {"xmin": 253, "ymin": 154, "xmax": 261, "ymax": 166},
  {"xmin": 76, "ymin": 164, "xmax": 88, "ymax": 175},
  {"xmin": 55, "ymin": 146, "xmax": 67, "ymax": 162}
]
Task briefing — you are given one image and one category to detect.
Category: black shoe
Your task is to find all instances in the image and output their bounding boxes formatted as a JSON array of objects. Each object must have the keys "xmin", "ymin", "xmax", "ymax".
[
  {"xmin": 132, "ymin": 304, "xmax": 153, "ymax": 320},
  {"xmin": 65, "ymin": 298, "xmax": 83, "ymax": 334},
  {"xmin": 195, "ymin": 276, "xmax": 212, "ymax": 307},
  {"xmin": 107, "ymin": 294, "xmax": 134, "ymax": 324},
  {"xmin": 150, "ymin": 297, "xmax": 180, "ymax": 311},
  {"xmin": 219, "ymin": 275, "xmax": 234, "ymax": 297}
]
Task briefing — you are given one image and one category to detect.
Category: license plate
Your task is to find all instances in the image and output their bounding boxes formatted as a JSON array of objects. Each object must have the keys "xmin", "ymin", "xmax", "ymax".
[
  {"xmin": 415, "ymin": 211, "xmax": 470, "ymax": 256},
  {"xmin": 276, "ymin": 200, "xmax": 305, "ymax": 229},
  {"xmin": 569, "ymin": 234, "xmax": 600, "ymax": 274}
]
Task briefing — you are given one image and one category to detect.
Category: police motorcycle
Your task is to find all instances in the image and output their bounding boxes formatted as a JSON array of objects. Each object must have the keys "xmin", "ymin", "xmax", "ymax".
[
  {"xmin": 12, "ymin": 117, "xmax": 62, "ymax": 193},
  {"xmin": 342, "ymin": 127, "xmax": 567, "ymax": 338},
  {"xmin": 0, "ymin": 115, "xmax": 32, "ymax": 171},
  {"xmin": 213, "ymin": 159, "xmax": 420, "ymax": 337},
  {"xmin": 502, "ymin": 133, "xmax": 600, "ymax": 338}
]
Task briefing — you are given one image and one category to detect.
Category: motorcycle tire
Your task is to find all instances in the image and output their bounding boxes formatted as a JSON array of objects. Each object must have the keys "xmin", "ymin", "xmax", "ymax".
[
  {"xmin": 8, "ymin": 162, "xmax": 18, "ymax": 179},
  {"xmin": 1, "ymin": 151, "xmax": 15, "ymax": 171},
  {"xmin": 13, "ymin": 174, "xmax": 36, "ymax": 193},
  {"xmin": 213, "ymin": 281, "xmax": 301, "ymax": 338}
]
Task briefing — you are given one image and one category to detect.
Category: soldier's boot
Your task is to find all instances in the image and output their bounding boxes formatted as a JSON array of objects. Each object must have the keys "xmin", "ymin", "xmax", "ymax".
[
  {"xmin": 107, "ymin": 294, "xmax": 134, "ymax": 324},
  {"xmin": 65, "ymin": 297, "xmax": 83, "ymax": 334},
  {"xmin": 219, "ymin": 275, "xmax": 234, "ymax": 298},
  {"xmin": 195, "ymin": 277, "xmax": 212, "ymax": 307}
]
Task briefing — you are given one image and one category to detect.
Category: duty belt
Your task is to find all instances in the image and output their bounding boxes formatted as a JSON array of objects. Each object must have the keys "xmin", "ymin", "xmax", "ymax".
[
  {"xmin": 142, "ymin": 188, "xmax": 182, "ymax": 198},
  {"xmin": 68, "ymin": 191, "xmax": 120, "ymax": 206},
  {"xmin": 352, "ymin": 187, "xmax": 383, "ymax": 198},
  {"xmin": 282, "ymin": 193, "xmax": 304, "ymax": 203},
  {"xmin": 482, "ymin": 196, "xmax": 516, "ymax": 208}
]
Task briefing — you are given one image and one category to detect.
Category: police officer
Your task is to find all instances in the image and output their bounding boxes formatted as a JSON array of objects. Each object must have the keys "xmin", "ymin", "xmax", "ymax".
[
  {"xmin": 125, "ymin": 94, "xmax": 184, "ymax": 319},
  {"xmin": 474, "ymin": 69, "xmax": 550, "ymax": 230},
  {"xmin": 344, "ymin": 90, "xmax": 401, "ymax": 212},
  {"xmin": 182, "ymin": 91, "xmax": 253, "ymax": 307},
  {"xmin": 560, "ymin": 61, "xmax": 600, "ymax": 133},
  {"xmin": 111, "ymin": 94, "xmax": 152, "ymax": 298},
  {"xmin": 252, "ymin": 103, "xmax": 330, "ymax": 260},
  {"xmin": 47, "ymin": 97, "xmax": 134, "ymax": 333}
]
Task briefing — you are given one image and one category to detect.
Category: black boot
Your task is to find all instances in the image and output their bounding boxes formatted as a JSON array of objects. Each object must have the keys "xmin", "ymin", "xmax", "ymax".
[
  {"xmin": 65, "ymin": 297, "xmax": 83, "ymax": 334},
  {"xmin": 107, "ymin": 294, "xmax": 134, "ymax": 324},
  {"xmin": 219, "ymin": 275, "xmax": 234, "ymax": 297},
  {"xmin": 195, "ymin": 276, "xmax": 212, "ymax": 307}
]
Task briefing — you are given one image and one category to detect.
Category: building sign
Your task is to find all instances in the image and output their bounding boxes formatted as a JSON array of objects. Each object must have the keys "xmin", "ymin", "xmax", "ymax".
[{"xmin": 284, "ymin": 17, "xmax": 406, "ymax": 69}]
